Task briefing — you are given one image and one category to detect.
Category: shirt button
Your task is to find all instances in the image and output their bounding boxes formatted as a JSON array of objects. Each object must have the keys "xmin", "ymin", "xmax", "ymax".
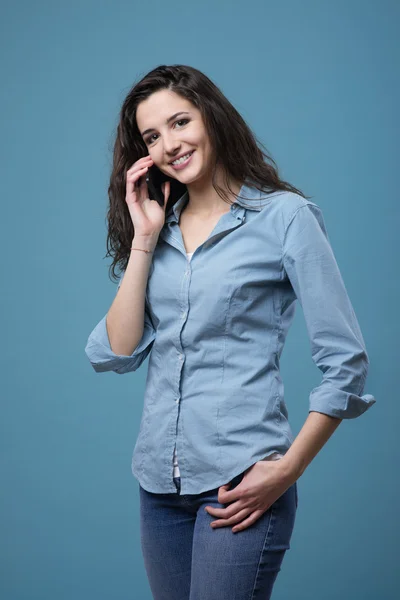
[
  {"xmin": 175, "ymin": 397, "xmax": 180, "ymax": 403},
  {"xmin": 178, "ymin": 353, "xmax": 183, "ymax": 360},
  {"xmin": 181, "ymin": 311, "xmax": 187, "ymax": 319}
]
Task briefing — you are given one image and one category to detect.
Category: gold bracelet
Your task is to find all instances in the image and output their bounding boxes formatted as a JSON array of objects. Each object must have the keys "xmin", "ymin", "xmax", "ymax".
[{"xmin": 130, "ymin": 247, "xmax": 153, "ymax": 254}]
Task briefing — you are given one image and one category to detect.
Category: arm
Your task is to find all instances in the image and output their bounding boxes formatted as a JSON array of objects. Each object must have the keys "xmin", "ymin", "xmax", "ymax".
[
  {"xmin": 84, "ymin": 234, "xmax": 158, "ymax": 374},
  {"xmin": 279, "ymin": 201, "xmax": 376, "ymax": 476},
  {"xmin": 279, "ymin": 411, "xmax": 342, "ymax": 480}
]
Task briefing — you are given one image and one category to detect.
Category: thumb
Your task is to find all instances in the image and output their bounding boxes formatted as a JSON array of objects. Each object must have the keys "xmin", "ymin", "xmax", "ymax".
[
  {"xmin": 162, "ymin": 181, "xmax": 170, "ymax": 206},
  {"xmin": 218, "ymin": 483, "xmax": 233, "ymax": 501}
]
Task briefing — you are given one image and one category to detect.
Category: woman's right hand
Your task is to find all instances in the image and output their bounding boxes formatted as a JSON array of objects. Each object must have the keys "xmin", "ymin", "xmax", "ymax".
[{"xmin": 125, "ymin": 155, "xmax": 171, "ymax": 238}]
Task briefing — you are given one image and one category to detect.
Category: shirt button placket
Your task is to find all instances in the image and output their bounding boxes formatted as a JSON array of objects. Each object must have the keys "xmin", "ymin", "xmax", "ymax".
[{"xmin": 175, "ymin": 262, "xmax": 189, "ymax": 414}]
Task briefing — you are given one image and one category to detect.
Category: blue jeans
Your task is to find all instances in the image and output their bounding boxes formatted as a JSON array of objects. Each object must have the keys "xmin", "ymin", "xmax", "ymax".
[{"xmin": 139, "ymin": 469, "xmax": 298, "ymax": 600}]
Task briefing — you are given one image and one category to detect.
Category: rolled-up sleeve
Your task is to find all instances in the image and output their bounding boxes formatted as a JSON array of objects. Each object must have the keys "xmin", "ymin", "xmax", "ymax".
[
  {"xmin": 84, "ymin": 274, "xmax": 156, "ymax": 375},
  {"xmin": 282, "ymin": 202, "xmax": 376, "ymax": 419}
]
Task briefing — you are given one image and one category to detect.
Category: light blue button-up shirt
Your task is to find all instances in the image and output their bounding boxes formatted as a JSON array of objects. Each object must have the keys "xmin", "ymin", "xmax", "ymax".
[{"xmin": 85, "ymin": 178, "xmax": 376, "ymax": 494}]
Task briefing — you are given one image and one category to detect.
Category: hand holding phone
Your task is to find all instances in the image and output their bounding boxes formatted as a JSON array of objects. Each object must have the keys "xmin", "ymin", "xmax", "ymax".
[
  {"xmin": 145, "ymin": 163, "xmax": 177, "ymax": 207},
  {"xmin": 125, "ymin": 156, "xmax": 171, "ymax": 237}
]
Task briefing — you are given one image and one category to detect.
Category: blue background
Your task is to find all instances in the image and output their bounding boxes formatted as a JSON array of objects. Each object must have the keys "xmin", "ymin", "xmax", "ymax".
[{"xmin": 1, "ymin": 0, "xmax": 397, "ymax": 598}]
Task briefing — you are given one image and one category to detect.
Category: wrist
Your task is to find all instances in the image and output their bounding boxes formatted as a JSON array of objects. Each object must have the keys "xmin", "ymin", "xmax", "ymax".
[
  {"xmin": 277, "ymin": 455, "xmax": 304, "ymax": 484},
  {"xmin": 131, "ymin": 234, "xmax": 158, "ymax": 253}
]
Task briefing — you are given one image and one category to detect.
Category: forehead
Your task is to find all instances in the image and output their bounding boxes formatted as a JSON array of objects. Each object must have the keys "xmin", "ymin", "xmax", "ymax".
[{"xmin": 136, "ymin": 90, "xmax": 196, "ymax": 127}]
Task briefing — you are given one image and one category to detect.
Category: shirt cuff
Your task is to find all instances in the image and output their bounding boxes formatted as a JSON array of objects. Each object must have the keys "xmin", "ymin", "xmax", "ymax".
[
  {"xmin": 309, "ymin": 380, "xmax": 376, "ymax": 419},
  {"xmin": 85, "ymin": 314, "xmax": 156, "ymax": 374}
]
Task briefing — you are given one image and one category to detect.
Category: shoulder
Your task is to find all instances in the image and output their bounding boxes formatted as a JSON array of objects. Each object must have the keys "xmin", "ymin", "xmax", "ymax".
[
  {"xmin": 257, "ymin": 190, "xmax": 324, "ymax": 242},
  {"xmin": 268, "ymin": 190, "xmax": 320, "ymax": 221}
]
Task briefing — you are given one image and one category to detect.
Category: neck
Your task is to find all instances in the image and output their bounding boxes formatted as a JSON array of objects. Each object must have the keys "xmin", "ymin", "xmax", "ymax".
[{"xmin": 184, "ymin": 169, "xmax": 244, "ymax": 217}]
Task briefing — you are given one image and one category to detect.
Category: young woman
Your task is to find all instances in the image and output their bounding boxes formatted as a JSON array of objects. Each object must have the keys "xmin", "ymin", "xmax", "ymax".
[{"xmin": 85, "ymin": 64, "xmax": 375, "ymax": 599}]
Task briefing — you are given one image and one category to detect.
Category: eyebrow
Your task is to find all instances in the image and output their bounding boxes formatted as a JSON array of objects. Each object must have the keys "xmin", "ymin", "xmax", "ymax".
[{"xmin": 140, "ymin": 111, "xmax": 191, "ymax": 137}]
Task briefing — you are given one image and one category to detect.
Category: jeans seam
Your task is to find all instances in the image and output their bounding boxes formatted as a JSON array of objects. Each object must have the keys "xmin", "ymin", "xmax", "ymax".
[{"xmin": 249, "ymin": 504, "xmax": 275, "ymax": 599}]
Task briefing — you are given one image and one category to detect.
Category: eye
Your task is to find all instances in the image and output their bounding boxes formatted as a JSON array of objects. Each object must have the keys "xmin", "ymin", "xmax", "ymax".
[
  {"xmin": 144, "ymin": 118, "xmax": 190, "ymax": 145},
  {"xmin": 146, "ymin": 133, "xmax": 158, "ymax": 145},
  {"xmin": 175, "ymin": 118, "xmax": 189, "ymax": 128}
]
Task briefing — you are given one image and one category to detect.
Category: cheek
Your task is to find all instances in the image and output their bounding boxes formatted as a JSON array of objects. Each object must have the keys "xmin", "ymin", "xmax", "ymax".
[
  {"xmin": 186, "ymin": 124, "xmax": 205, "ymax": 145},
  {"xmin": 149, "ymin": 151, "xmax": 165, "ymax": 170},
  {"xmin": 149, "ymin": 148, "xmax": 160, "ymax": 161}
]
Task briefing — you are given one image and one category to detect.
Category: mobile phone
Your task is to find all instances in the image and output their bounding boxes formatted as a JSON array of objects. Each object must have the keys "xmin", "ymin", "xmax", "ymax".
[
  {"xmin": 145, "ymin": 164, "xmax": 172, "ymax": 207},
  {"xmin": 144, "ymin": 163, "xmax": 186, "ymax": 207}
]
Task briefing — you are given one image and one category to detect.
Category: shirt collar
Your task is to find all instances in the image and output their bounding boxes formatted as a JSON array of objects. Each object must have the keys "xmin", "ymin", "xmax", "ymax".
[{"xmin": 164, "ymin": 177, "xmax": 285, "ymax": 224}]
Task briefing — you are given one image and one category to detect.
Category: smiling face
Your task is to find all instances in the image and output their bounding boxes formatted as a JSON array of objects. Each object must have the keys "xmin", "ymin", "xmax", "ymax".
[{"xmin": 136, "ymin": 89, "xmax": 216, "ymax": 186}]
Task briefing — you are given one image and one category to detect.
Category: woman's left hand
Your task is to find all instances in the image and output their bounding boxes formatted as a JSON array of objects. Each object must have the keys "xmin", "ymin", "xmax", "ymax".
[{"xmin": 204, "ymin": 460, "xmax": 295, "ymax": 533}]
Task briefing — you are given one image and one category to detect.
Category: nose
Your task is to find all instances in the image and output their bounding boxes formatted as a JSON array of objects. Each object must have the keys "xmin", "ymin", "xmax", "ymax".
[{"xmin": 163, "ymin": 132, "xmax": 181, "ymax": 158}]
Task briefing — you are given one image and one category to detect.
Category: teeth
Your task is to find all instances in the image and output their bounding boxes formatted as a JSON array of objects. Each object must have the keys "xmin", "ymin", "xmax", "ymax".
[{"xmin": 172, "ymin": 151, "xmax": 193, "ymax": 165}]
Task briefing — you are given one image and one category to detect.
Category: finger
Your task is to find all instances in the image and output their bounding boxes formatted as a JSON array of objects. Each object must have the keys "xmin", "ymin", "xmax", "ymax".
[
  {"xmin": 217, "ymin": 485, "xmax": 242, "ymax": 504},
  {"xmin": 210, "ymin": 508, "xmax": 249, "ymax": 529},
  {"xmin": 232, "ymin": 510, "xmax": 263, "ymax": 533},
  {"xmin": 126, "ymin": 166, "xmax": 149, "ymax": 198},
  {"xmin": 127, "ymin": 156, "xmax": 153, "ymax": 175},
  {"xmin": 126, "ymin": 162, "xmax": 152, "ymax": 192},
  {"xmin": 205, "ymin": 501, "xmax": 242, "ymax": 519},
  {"xmin": 162, "ymin": 181, "xmax": 171, "ymax": 207},
  {"xmin": 126, "ymin": 165, "xmax": 149, "ymax": 183}
]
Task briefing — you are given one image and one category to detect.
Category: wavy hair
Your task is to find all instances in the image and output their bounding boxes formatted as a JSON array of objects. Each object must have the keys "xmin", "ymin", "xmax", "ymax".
[{"xmin": 104, "ymin": 64, "xmax": 311, "ymax": 281}]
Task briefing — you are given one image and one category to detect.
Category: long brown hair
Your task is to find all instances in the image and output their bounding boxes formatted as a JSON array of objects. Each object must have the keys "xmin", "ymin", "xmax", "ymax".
[{"xmin": 104, "ymin": 64, "xmax": 311, "ymax": 281}]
